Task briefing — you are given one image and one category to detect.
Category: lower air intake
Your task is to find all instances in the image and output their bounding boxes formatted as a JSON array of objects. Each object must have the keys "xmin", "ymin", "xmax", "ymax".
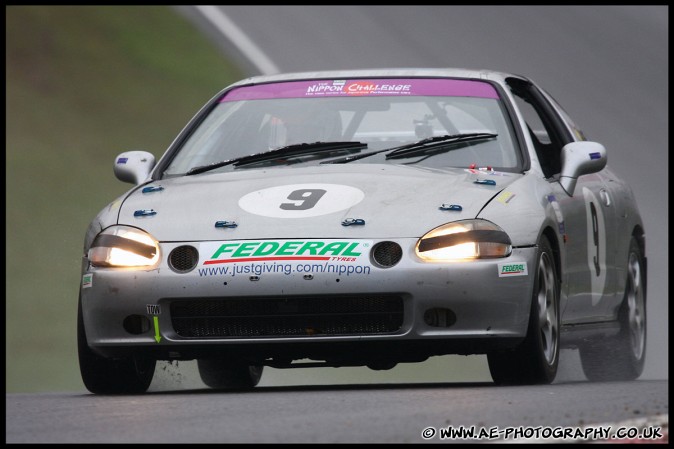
[{"xmin": 170, "ymin": 295, "xmax": 404, "ymax": 338}]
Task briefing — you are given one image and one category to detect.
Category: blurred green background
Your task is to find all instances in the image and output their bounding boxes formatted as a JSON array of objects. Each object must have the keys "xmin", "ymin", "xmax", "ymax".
[
  {"xmin": 6, "ymin": 5, "xmax": 497, "ymax": 393},
  {"xmin": 6, "ymin": 5, "xmax": 245, "ymax": 393}
]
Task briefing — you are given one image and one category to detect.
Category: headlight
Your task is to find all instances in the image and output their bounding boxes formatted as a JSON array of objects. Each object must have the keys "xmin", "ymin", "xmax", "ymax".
[
  {"xmin": 88, "ymin": 225, "xmax": 160, "ymax": 268},
  {"xmin": 415, "ymin": 220, "xmax": 511, "ymax": 261}
]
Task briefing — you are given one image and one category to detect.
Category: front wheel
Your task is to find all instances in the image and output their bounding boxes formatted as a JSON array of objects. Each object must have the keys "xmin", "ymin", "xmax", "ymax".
[
  {"xmin": 78, "ymin": 296, "xmax": 155, "ymax": 394},
  {"xmin": 488, "ymin": 235, "xmax": 560, "ymax": 385},
  {"xmin": 579, "ymin": 237, "xmax": 646, "ymax": 381},
  {"xmin": 197, "ymin": 358, "xmax": 263, "ymax": 390}
]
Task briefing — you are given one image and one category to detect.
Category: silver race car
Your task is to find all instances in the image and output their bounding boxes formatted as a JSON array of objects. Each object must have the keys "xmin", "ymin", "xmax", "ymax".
[{"xmin": 78, "ymin": 69, "xmax": 647, "ymax": 393}]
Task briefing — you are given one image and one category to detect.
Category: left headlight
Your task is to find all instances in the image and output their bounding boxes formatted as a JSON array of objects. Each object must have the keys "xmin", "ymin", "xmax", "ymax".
[
  {"xmin": 88, "ymin": 225, "xmax": 160, "ymax": 268},
  {"xmin": 415, "ymin": 219, "xmax": 511, "ymax": 261}
]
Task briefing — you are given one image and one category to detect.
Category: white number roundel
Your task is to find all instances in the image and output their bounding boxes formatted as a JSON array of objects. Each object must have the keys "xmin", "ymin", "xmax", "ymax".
[{"xmin": 238, "ymin": 183, "xmax": 365, "ymax": 218}]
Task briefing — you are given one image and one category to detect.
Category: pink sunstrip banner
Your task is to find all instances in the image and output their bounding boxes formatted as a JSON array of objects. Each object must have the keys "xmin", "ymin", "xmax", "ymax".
[{"xmin": 220, "ymin": 78, "xmax": 500, "ymax": 102}]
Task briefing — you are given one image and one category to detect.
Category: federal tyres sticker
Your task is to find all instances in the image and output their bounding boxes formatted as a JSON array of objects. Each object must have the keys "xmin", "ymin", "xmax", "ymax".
[
  {"xmin": 82, "ymin": 273, "xmax": 93, "ymax": 288},
  {"xmin": 198, "ymin": 239, "xmax": 374, "ymax": 278},
  {"xmin": 202, "ymin": 239, "xmax": 371, "ymax": 264},
  {"xmin": 498, "ymin": 262, "xmax": 528, "ymax": 277}
]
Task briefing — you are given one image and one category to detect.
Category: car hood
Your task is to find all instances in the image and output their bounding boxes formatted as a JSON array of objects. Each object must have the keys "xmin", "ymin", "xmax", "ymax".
[{"xmin": 118, "ymin": 164, "xmax": 521, "ymax": 241}]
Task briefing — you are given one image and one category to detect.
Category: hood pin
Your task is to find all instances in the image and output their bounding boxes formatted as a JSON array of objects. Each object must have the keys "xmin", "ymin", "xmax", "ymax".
[
  {"xmin": 439, "ymin": 204, "xmax": 462, "ymax": 211},
  {"xmin": 215, "ymin": 220, "xmax": 238, "ymax": 228},
  {"xmin": 342, "ymin": 218, "xmax": 365, "ymax": 226}
]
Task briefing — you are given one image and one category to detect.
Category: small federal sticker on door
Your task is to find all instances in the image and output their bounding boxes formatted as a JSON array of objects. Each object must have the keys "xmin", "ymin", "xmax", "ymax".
[
  {"xmin": 498, "ymin": 262, "xmax": 528, "ymax": 277},
  {"xmin": 82, "ymin": 273, "xmax": 93, "ymax": 288}
]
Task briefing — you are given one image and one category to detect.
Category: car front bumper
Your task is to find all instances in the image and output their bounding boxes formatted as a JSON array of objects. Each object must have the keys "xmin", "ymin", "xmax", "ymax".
[{"xmin": 80, "ymin": 239, "xmax": 538, "ymax": 363}]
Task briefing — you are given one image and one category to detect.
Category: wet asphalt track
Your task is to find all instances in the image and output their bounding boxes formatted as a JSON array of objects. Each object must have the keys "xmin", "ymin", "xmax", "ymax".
[{"xmin": 6, "ymin": 380, "xmax": 668, "ymax": 443}]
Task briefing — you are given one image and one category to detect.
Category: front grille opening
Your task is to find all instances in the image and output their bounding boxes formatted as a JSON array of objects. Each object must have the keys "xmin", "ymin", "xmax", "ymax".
[
  {"xmin": 371, "ymin": 241, "xmax": 403, "ymax": 268},
  {"xmin": 168, "ymin": 245, "xmax": 199, "ymax": 273},
  {"xmin": 170, "ymin": 295, "xmax": 404, "ymax": 338}
]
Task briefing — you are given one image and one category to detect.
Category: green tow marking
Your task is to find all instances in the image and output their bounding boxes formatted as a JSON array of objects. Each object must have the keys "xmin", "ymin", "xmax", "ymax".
[{"xmin": 153, "ymin": 316, "xmax": 161, "ymax": 343}]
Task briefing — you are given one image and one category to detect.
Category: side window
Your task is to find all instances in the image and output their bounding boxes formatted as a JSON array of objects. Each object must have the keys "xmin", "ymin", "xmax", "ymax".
[
  {"xmin": 546, "ymin": 93, "xmax": 589, "ymax": 142},
  {"xmin": 511, "ymin": 95, "xmax": 551, "ymax": 144},
  {"xmin": 507, "ymin": 79, "xmax": 570, "ymax": 178}
]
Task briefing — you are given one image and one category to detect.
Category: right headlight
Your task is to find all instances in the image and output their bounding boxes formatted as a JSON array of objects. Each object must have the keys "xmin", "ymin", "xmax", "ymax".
[
  {"xmin": 415, "ymin": 219, "xmax": 512, "ymax": 261},
  {"xmin": 88, "ymin": 225, "xmax": 160, "ymax": 268}
]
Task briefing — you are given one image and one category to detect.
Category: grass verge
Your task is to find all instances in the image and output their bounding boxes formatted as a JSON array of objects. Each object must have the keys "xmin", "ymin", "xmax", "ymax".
[{"xmin": 6, "ymin": 5, "xmax": 243, "ymax": 393}]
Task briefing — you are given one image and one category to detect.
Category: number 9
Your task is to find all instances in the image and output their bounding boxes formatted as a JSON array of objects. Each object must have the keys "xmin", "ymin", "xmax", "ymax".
[{"xmin": 280, "ymin": 189, "xmax": 327, "ymax": 210}]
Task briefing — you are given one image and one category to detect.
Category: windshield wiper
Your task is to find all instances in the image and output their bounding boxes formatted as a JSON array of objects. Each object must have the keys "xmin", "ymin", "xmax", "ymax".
[
  {"xmin": 385, "ymin": 133, "xmax": 498, "ymax": 159},
  {"xmin": 186, "ymin": 141, "xmax": 367, "ymax": 175},
  {"xmin": 322, "ymin": 133, "xmax": 497, "ymax": 164}
]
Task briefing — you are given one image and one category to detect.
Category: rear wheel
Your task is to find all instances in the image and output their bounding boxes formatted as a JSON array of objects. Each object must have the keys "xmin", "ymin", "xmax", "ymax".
[
  {"xmin": 197, "ymin": 358, "xmax": 263, "ymax": 390},
  {"xmin": 78, "ymin": 296, "xmax": 155, "ymax": 394},
  {"xmin": 488, "ymin": 235, "xmax": 560, "ymax": 385},
  {"xmin": 579, "ymin": 237, "xmax": 646, "ymax": 381}
]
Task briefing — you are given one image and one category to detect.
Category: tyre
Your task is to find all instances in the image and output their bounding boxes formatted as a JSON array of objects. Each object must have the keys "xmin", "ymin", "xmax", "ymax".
[
  {"xmin": 78, "ymin": 296, "xmax": 156, "ymax": 394},
  {"xmin": 579, "ymin": 237, "xmax": 646, "ymax": 381},
  {"xmin": 488, "ymin": 235, "xmax": 560, "ymax": 385},
  {"xmin": 197, "ymin": 358, "xmax": 263, "ymax": 390}
]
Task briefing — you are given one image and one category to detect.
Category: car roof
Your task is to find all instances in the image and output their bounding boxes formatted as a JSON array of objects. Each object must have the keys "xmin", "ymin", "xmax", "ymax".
[{"xmin": 228, "ymin": 68, "xmax": 530, "ymax": 88}]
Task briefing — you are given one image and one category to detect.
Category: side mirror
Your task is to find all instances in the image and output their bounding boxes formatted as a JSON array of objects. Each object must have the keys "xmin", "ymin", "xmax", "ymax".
[
  {"xmin": 559, "ymin": 141, "xmax": 606, "ymax": 195},
  {"xmin": 113, "ymin": 151, "xmax": 156, "ymax": 185}
]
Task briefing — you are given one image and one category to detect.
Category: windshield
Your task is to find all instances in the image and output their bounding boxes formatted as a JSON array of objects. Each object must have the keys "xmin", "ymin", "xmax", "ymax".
[{"xmin": 163, "ymin": 78, "xmax": 521, "ymax": 176}]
